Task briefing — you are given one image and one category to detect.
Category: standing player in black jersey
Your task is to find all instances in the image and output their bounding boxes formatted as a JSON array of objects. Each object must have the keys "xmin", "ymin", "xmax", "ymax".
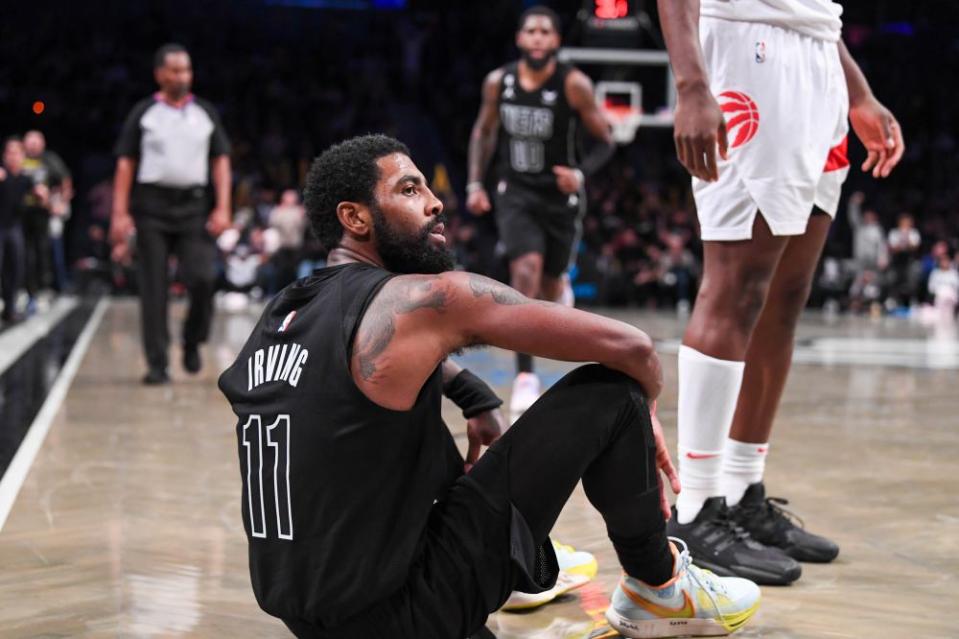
[
  {"xmin": 467, "ymin": 6, "xmax": 615, "ymax": 422},
  {"xmin": 219, "ymin": 135, "xmax": 761, "ymax": 639}
]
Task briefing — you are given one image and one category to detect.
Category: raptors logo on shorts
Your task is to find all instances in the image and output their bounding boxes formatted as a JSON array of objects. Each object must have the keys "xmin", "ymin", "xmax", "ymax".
[{"xmin": 718, "ymin": 91, "xmax": 760, "ymax": 148}]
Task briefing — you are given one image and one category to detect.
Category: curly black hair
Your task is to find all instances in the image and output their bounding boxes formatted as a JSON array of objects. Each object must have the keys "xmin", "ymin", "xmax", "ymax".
[{"xmin": 303, "ymin": 134, "xmax": 411, "ymax": 251}]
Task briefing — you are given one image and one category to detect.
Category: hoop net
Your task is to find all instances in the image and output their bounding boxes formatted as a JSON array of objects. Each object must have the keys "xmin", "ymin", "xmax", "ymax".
[{"xmin": 602, "ymin": 103, "xmax": 642, "ymax": 144}]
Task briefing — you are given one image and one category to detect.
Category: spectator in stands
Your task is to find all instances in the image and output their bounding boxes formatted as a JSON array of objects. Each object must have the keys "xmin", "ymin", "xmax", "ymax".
[
  {"xmin": 265, "ymin": 189, "xmax": 307, "ymax": 292},
  {"xmin": 927, "ymin": 250, "xmax": 958, "ymax": 318},
  {"xmin": 23, "ymin": 131, "xmax": 73, "ymax": 294},
  {"xmin": 20, "ymin": 131, "xmax": 64, "ymax": 312},
  {"xmin": 887, "ymin": 212, "xmax": 922, "ymax": 308},
  {"xmin": 0, "ymin": 138, "xmax": 39, "ymax": 323},
  {"xmin": 847, "ymin": 191, "xmax": 888, "ymax": 273},
  {"xmin": 847, "ymin": 191, "xmax": 888, "ymax": 312}
]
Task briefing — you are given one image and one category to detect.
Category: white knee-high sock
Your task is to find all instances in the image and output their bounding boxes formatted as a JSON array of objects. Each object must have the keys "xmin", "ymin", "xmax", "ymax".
[
  {"xmin": 676, "ymin": 345, "xmax": 745, "ymax": 524},
  {"xmin": 721, "ymin": 438, "xmax": 769, "ymax": 506}
]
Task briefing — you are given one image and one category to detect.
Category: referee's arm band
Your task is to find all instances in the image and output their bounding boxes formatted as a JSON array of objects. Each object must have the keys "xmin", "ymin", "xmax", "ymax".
[{"xmin": 442, "ymin": 369, "xmax": 503, "ymax": 419}]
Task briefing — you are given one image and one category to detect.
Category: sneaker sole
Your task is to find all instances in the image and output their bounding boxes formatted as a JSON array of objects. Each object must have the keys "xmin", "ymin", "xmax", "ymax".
[
  {"xmin": 605, "ymin": 596, "xmax": 760, "ymax": 638},
  {"xmin": 605, "ymin": 607, "xmax": 754, "ymax": 638},
  {"xmin": 501, "ymin": 571, "xmax": 590, "ymax": 612},
  {"xmin": 689, "ymin": 556, "xmax": 801, "ymax": 586},
  {"xmin": 785, "ymin": 544, "xmax": 840, "ymax": 563}
]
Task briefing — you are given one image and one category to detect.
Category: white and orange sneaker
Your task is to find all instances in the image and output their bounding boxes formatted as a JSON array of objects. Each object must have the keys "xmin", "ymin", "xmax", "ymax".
[
  {"xmin": 501, "ymin": 539, "xmax": 598, "ymax": 611},
  {"xmin": 509, "ymin": 372, "xmax": 541, "ymax": 425},
  {"xmin": 605, "ymin": 538, "xmax": 760, "ymax": 637}
]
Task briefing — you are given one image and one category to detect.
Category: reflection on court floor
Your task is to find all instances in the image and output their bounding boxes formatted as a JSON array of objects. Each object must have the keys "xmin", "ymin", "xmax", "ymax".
[{"xmin": 0, "ymin": 299, "xmax": 955, "ymax": 638}]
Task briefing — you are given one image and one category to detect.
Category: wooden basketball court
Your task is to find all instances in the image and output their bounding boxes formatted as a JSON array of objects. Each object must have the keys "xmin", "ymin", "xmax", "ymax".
[{"xmin": 0, "ymin": 298, "xmax": 955, "ymax": 637}]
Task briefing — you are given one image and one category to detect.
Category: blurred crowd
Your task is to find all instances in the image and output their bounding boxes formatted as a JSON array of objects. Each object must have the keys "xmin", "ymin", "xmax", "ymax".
[
  {"xmin": 1, "ymin": 1, "xmax": 958, "ymax": 323},
  {"xmin": 0, "ymin": 132, "xmax": 72, "ymax": 322},
  {"xmin": 818, "ymin": 191, "xmax": 959, "ymax": 317}
]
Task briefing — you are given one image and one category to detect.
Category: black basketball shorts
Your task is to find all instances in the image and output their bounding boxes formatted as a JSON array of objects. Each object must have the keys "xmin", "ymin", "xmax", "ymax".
[{"xmin": 493, "ymin": 180, "xmax": 582, "ymax": 278}]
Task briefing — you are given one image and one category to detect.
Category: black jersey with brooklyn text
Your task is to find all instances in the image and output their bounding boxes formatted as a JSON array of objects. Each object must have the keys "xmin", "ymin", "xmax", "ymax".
[
  {"xmin": 495, "ymin": 61, "xmax": 576, "ymax": 193},
  {"xmin": 217, "ymin": 263, "xmax": 458, "ymax": 628}
]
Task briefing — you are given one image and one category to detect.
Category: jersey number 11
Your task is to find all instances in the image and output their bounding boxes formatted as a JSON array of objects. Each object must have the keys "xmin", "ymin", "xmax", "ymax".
[{"xmin": 241, "ymin": 414, "xmax": 293, "ymax": 540}]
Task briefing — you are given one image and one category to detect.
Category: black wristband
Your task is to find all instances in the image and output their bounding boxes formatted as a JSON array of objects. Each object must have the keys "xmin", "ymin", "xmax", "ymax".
[{"xmin": 443, "ymin": 369, "xmax": 503, "ymax": 419}]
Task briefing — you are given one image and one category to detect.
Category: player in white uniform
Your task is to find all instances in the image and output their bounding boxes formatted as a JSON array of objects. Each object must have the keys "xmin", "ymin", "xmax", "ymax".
[{"xmin": 653, "ymin": 0, "xmax": 905, "ymax": 585}]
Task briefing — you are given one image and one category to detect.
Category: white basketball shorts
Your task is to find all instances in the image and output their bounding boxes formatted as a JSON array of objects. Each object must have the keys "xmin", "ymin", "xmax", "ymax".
[{"xmin": 693, "ymin": 16, "xmax": 850, "ymax": 241}]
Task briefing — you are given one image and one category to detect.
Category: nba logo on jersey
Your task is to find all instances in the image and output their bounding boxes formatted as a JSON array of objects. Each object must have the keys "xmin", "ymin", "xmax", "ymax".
[
  {"xmin": 542, "ymin": 90, "xmax": 557, "ymax": 105},
  {"xmin": 278, "ymin": 310, "xmax": 297, "ymax": 333},
  {"xmin": 755, "ymin": 41, "xmax": 766, "ymax": 63},
  {"xmin": 503, "ymin": 74, "xmax": 516, "ymax": 100}
]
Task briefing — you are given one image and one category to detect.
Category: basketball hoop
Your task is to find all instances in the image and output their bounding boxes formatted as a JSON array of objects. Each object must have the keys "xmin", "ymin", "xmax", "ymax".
[
  {"xmin": 603, "ymin": 104, "xmax": 643, "ymax": 145},
  {"xmin": 596, "ymin": 80, "xmax": 643, "ymax": 144}
]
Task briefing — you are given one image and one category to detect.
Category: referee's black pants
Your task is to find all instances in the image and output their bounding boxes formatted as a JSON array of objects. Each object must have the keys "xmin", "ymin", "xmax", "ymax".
[
  {"xmin": 133, "ymin": 187, "xmax": 216, "ymax": 373},
  {"xmin": 286, "ymin": 365, "xmax": 673, "ymax": 639}
]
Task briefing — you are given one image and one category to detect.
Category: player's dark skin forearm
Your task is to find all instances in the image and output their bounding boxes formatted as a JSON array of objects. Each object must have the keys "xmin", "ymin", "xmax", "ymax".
[
  {"xmin": 467, "ymin": 72, "xmax": 502, "ymax": 185},
  {"xmin": 656, "ymin": 0, "xmax": 708, "ymax": 93},
  {"xmin": 837, "ymin": 40, "xmax": 873, "ymax": 107},
  {"xmin": 565, "ymin": 69, "xmax": 615, "ymax": 176},
  {"xmin": 467, "ymin": 130, "xmax": 496, "ymax": 185},
  {"xmin": 656, "ymin": 0, "xmax": 727, "ymax": 180}
]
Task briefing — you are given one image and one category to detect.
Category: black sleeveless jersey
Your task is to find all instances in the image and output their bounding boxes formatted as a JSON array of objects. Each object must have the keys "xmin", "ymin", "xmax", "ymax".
[
  {"xmin": 217, "ymin": 263, "xmax": 459, "ymax": 627},
  {"xmin": 495, "ymin": 61, "xmax": 577, "ymax": 193}
]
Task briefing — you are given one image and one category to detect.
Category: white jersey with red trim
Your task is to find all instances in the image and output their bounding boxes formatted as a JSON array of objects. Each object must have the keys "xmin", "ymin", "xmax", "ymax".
[{"xmin": 700, "ymin": 0, "xmax": 843, "ymax": 43}]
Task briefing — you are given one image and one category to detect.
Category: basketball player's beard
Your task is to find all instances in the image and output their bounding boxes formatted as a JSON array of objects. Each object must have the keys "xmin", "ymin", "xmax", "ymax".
[
  {"xmin": 371, "ymin": 207, "xmax": 454, "ymax": 275},
  {"xmin": 521, "ymin": 48, "xmax": 557, "ymax": 71}
]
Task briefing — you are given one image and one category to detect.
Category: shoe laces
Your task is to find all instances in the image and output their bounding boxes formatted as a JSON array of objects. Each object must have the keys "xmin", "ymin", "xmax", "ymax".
[
  {"xmin": 669, "ymin": 537, "xmax": 731, "ymax": 625},
  {"xmin": 709, "ymin": 505, "xmax": 754, "ymax": 547},
  {"xmin": 749, "ymin": 495, "xmax": 806, "ymax": 532}
]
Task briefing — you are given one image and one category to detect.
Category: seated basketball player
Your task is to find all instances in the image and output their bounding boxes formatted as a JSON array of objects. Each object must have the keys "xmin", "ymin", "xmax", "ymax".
[{"xmin": 218, "ymin": 135, "xmax": 761, "ymax": 638}]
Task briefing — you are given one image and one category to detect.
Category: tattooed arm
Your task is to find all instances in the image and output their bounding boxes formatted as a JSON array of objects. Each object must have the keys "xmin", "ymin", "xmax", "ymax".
[
  {"xmin": 351, "ymin": 272, "xmax": 661, "ymax": 410},
  {"xmin": 454, "ymin": 273, "xmax": 662, "ymax": 398}
]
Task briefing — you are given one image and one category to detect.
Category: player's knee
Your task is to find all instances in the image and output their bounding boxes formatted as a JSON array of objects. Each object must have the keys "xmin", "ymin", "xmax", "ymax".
[
  {"xmin": 768, "ymin": 275, "xmax": 814, "ymax": 325},
  {"xmin": 564, "ymin": 364, "xmax": 648, "ymax": 412},
  {"xmin": 698, "ymin": 273, "xmax": 770, "ymax": 333}
]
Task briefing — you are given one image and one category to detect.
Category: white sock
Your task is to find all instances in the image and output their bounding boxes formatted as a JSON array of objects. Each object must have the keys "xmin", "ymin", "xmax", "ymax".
[
  {"xmin": 675, "ymin": 346, "xmax": 745, "ymax": 524},
  {"xmin": 721, "ymin": 438, "xmax": 769, "ymax": 506}
]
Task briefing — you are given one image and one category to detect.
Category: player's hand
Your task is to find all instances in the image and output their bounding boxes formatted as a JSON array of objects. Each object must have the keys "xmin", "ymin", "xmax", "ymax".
[
  {"xmin": 111, "ymin": 240, "xmax": 132, "ymax": 266},
  {"xmin": 0, "ymin": 167, "xmax": 6, "ymax": 181},
  {"xmin": 673, "ymin": 84, "xmax": 728, "ymax": 182},
  {"xmin": 206, "ymin": 207, "xmax": 232, "ymax": 237},
  {"xmin": 850, "ymin": 95, "xmax": 904, "ymax": 179},
  {"xmin": 465, "ymin": 407, "xmax": 506, "ymax": 472},
  {"xmin": 650, "ymin": 400, "xmax": 681, "ymax": 521},
  {"xmin": 109, "ymin": 211, "xmax": 135, "ymax": 248},
  {"xmin": 552, "ymin": 166, "xmax": 583, "ymax": 194},
  {"xmin": 466, "ymin": 188, "xmax": 492, "ymax": 215}
]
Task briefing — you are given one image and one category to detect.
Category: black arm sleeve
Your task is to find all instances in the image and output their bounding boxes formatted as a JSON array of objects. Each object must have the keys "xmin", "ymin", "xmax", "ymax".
[
  {"xmin": 578, "ymin": 137, "xmax": 616, "ymax": 176},
  {"xmin": 443, "ymin": 369, "xmax": 503, "ymax": 419}
]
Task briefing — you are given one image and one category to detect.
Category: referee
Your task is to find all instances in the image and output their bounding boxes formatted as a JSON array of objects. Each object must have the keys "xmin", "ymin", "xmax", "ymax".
[{"xmin": 110, "ymin": 43, "xmax": 232, "ymax": 385}]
